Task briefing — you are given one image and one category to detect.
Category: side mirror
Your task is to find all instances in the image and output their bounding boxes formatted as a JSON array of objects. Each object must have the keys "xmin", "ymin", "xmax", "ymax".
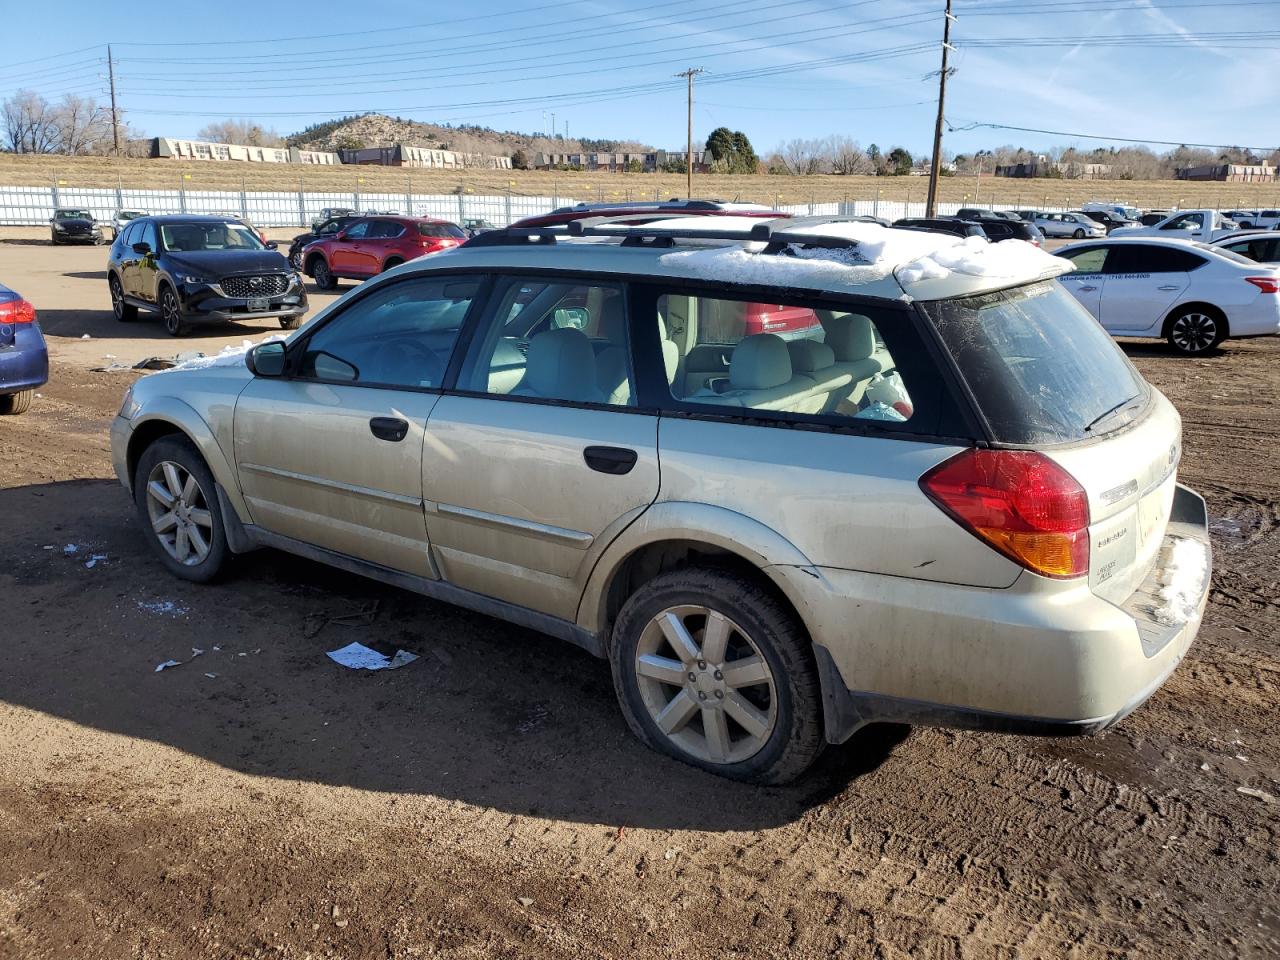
[
  {"xmin": 265, "ymin": 240, "xmax": 279, "ymax": 250},
  {"xmin": 246, "ymin": 341, "xmax": 287, "ymax": 377},
  {"xmin": 132, "ymin": 241, "xmax": 151, "ymax": 255}
]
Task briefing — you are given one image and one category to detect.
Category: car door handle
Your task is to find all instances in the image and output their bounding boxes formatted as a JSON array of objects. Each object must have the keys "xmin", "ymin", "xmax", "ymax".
[
  {"xmin": 1078, "ymin": 285, "xmax": 1098, "ymax": 292},
  {"xmin": 1157, "ymin": 284, "xmax": 1180, "ymax": 291},
  {"xmin": 369, "ymin": 417, "xmax": 409, "ymax": 442},
  {"xmin": 583, "ymin": 445, "xmax": 638, "ymax": 475}
]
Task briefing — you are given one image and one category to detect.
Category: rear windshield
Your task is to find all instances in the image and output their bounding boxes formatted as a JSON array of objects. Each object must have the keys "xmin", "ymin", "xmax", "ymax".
[
  {"xmin": 418, "ymin": 223, "xmax": 467, "ymax": 239},
  {"xmin": 923, "ymin": 280, "xmax": 1148, "ymax": 444}
]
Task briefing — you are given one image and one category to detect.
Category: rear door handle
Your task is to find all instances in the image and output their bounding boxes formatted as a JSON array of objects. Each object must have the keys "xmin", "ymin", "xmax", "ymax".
[
  {"xmin": 369, "ymin": 416, "xmax": 409, "ymax": 442},
  {"xmin": 1078, "ymin": 285, "xmax": 1098, "ymax": 292},
  {"xmin": 583, "ymin": 445, "xmax": 638, "ymax": 475},
  {"xmin": 1157, "ymin": 285, "xmax": 1180, "ymax": 291}
]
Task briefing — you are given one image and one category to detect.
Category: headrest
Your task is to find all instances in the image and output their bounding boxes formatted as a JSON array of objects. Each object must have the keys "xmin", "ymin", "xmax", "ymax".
[
  {"xmin": 524, "ymin": 327, "xmax": 600, "ymax": 402},
  {"xmin": 824, "ymin": 313, "xmax": 875, "ymax": 362},
  {"xmin": 787, "ymin": 339, "xmax": 835, "ymax": 373},
  {"xmin": 598, "ymin": 294, "xmax": 625, "ymax": 343},
  {"xmin": 730, "ymin": 334, "xmax": 791, "ymax": 391}
]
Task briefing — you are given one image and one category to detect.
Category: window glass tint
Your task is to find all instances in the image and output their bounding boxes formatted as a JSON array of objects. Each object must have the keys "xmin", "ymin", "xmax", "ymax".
[
  {"xmin": 1162, "ymin": 213, "xmax": 1203, "ymax": 230},
  {"xmin": 1061, "ymin": 246, "xmax": 1108, "ymax": 273},
  {"xmin": 121, "ymin": 221, "xmax": 142, "ymax": 247},
  {"xmin": 660, "ymin": 292, "xmax": 915, "ymax": 425},
  {"xmin": 298, "ymin": 277, "xmax": 479, "ymax": 388},
  {"xmin": 418, "ymin": 222, "xmax": 467, "ymax": 239},
  {"xmin": 366, "ymin": 220, "xmax": 405, "ymax": 239},
  {"xmin": 924, "ymin": 281, "xmax": 1147, "ymax": 443},
  {"xmin": 1108, "ymin": 245, "xmax": 1204, "ymax": 273},
  {"xmin": 160, "ymin": 222, "xmax": 262, "ymax": 251},
  {"xmin": 343, "ymin": 221, "xmax": 369, "ymax": 239},
  {"xmin": 139, "ymin": 221, "xmax": 157, "ymax": 251},
  {"xmin": 459, "ymin": 277, "xmax": 633, "ymax": 405}
]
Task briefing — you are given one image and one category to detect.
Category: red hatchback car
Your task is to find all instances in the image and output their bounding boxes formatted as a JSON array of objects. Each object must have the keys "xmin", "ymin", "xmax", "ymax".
[{"xmin": 302, "ymin": 215, "xmax": 466, "ymax": 289}]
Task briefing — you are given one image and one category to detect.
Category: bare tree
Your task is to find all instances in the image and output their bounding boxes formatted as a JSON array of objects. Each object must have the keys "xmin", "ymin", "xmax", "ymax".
[
  {"xmin": 777, "ymin": 137, "xmax": 825, "ymax": 175},
  {"xmin": 196, "ymin": 118, "xmax": 284, "ymax": 147},
  {"xmin": 53, "ymin": 94, "xmax": 113, "ymax": 155},
  {"xmin": 827, "ymin": 136, "xmax": 872, "ymax": 175},
  {"xmin": 2, "ymin": 90, "xmax": 59, "ymax": 154}
]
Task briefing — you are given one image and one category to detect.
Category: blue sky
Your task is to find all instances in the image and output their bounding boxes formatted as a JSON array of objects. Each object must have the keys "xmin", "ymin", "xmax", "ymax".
[{"xmin": 2, "ymin": 0, "xmax": 1276, "ymax": 157}]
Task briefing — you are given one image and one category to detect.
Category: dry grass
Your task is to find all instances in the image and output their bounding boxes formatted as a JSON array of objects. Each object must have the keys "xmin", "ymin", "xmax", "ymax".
[{"xmin": 4, "ymin": 152, "xmax": 1278, "ymax": 209}]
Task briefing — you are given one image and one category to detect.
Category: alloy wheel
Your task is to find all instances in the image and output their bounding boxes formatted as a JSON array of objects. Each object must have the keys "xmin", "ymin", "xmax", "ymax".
[
  {"xmin": 110, "ymin": 277, "xmax": 123, "ymax": 319},
  {"xmin": 145, "ymin": 460, "xmax": 214, "ymax": 566},
  {"xmin": 162, "ymin": 290, "xmax": 182, "ymax": 335},
  {"xmin": 1170, "ymin": 312, "xmax": 1219, "ymax": 353},
  {"xmin": 633, "ymin": 604, "xmax": 777, "ymax": 765}
]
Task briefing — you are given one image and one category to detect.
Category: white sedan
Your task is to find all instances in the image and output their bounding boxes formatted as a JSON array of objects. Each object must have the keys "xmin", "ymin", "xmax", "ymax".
[
  {"xmin": 1034, "ymin": 211, "xmax": 1107, "ymax": 239},
  {"xmin": 1211, "ymin": 231, "xmax": 1280, "ymax": 264},
  {"xmin": 1055, "ymin": 237, "xmax": 1280, "ymax": 354}
]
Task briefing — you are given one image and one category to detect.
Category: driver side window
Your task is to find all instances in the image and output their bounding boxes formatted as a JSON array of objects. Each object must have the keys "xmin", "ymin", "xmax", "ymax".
[{"xmin": 297, "ymin": 276, "xmax": 480, "ymax": 388}]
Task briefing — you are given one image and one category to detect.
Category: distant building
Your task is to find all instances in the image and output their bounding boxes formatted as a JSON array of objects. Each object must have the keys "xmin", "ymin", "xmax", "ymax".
[
  {"xmin": 1176, "ymin": 163, "xmax": 1274, "ymax": 182},
  {"xmin": 151, "ymin": 138, "xmax": 340, "ymax": 165},
  {"xmin": 994, "ymin": 157, "xmax": 1111, "ymax": 179},
  {"xmin": 337, "ymin": 144, "xmax": 511, "ymax": 170}
]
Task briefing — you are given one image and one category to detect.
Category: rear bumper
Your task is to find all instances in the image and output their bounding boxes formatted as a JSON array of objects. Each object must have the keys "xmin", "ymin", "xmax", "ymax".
[
  {"xmin": 0, "ymin": 323, "xmax": 49, "ymax": 394},
  {"xmin": 778, "ymin": 484, "xmax": 1212, "ymax": 743}
]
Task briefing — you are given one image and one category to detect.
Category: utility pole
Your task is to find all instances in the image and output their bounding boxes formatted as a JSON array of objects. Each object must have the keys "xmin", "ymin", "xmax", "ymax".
[
  {"xmin": 676, "ymin": 67, "xmax": 704, "ymax": 199},
  {"xmin": 925, "ymin": 0, "xmax": 955, "ymax": 217},
  {"xmin": 551, "ymin": 112, "xmax": 556, "ymax": 140},
  {"xmin": 107, "ymin": 44, "xmax": 121, "ymax": 156}
]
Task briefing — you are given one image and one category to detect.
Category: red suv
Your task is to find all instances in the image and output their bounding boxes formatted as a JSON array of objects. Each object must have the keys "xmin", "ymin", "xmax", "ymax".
[{"xmin": 302, "ymin": 216, "xmax": 466, "ymax": 289}]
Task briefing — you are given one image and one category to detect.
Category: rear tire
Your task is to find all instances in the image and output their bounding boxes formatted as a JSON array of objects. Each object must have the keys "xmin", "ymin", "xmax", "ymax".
[
  {"xmin": 609, "ymin": 566, "xmax": 824, "ymax": 784},
  {"xmin": 311, "ymin": 258, "xmax": 337, "ymax": 290},
  {"xmin": 134, "ymin": 436, "xmax": 229, "ymax": 584},
  {"xmin": 160, "ymin": 284, "xmax": 187, "ymax": 337},
  {"xmin": 1166, "ymin": 307, "xmax": 1226, "ymax": 355},
  {"xmin": 109, "ymin": 274, "xmax": 137, "ymax": 322},
  {"xmin": 0, "ymin": 390, "xmax": 33, "ymax": 415}
]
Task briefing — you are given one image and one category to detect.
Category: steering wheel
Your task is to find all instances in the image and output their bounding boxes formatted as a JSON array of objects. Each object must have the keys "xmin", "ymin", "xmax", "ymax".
[{"xmin": 371, "ymin": 337, "xmax": 442, "ymax": 386}]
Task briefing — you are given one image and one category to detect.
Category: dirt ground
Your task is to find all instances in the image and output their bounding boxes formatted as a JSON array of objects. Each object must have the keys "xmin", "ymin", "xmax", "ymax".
[
  {"xmin": 1, "ymin": 242, "xmax": 1277, "ymax": 960},
  {"xmin": 4, "ymin": 150, "xmax": 1279, "ymax": 210}
]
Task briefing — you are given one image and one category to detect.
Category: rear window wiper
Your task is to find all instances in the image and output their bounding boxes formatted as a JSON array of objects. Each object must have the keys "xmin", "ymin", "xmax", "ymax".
[{"xmin": 1083, "ymin": 395, "xmax": 1142, "ymax": 433}]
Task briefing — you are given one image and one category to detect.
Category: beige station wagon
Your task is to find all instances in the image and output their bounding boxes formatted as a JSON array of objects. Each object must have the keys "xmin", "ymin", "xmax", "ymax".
[{"xmin": 111, "ymin": 216, "xmax": 1212, "ymax": 783}]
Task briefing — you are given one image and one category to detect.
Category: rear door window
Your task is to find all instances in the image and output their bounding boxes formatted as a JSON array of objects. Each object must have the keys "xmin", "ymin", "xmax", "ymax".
[
  {"xmin": 923, "ymin": 280, "xmax": 1148, "ymax": 444},
  {"xmin": 1059, "ymin": 246, "xmax": 1109, "ymax": 273},
  {"xmin": 1107, "ymin": 245, "xmax": 1205, "ymax": 273}
]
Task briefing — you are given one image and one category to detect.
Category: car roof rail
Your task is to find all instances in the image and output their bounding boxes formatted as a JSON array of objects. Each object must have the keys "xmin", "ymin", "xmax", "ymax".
[
  {"xmin": 564, "ymin": 214, "xmax": 870, "ymax": 252},
  {"xmin": 460, "ymin": 228, "xmax": 559, "ymax": 247}
]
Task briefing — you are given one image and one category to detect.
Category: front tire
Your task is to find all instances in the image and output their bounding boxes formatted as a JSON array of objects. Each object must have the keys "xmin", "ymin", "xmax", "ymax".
[
  {"xmin": 109, "ymin": 274, "xmax": 137, "ymax": 322},
  {"xmin": 279, "ymin": 316, "xmax": 301, "ymax": 330},
  {"xmin": 134, "ymin": 436, "xmax": 229, "ymax": 583},
  {"xmin": 160, "ymin": 285, "xmax": 186, "ymax": 337},
  {"xmin": 1073, "ymin": 228, "xmax": 1086, "ymax": 238},
  {"xmin": 609, "ymin": 567, "xmax": 824, "ymax": 784},
  {"xmin": 0, "ymin": 390, "xmax": 33, "ymax": 415},
  {"xmin": 383, "ymin": 257, "xmax": 404, "ymax": 272},
  {"xmin": 1167, "ymin": 308, "xmax": 1225, "ymax": 355},
  {"xmin": 312, "ymin": 258, "xmax": 337, "ymax": 290}
]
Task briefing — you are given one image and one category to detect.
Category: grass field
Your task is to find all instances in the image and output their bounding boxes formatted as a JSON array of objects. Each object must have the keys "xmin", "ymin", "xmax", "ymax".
[{"xmin": 3, "ymin": 152, "xmax": 1278, "ymax": 210}]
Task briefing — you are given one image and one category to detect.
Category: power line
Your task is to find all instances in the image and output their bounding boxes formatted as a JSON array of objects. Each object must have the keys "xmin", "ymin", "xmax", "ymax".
[{"xmin": 948, "ymin": 119, "xmax": 1279, "ymax": 153}]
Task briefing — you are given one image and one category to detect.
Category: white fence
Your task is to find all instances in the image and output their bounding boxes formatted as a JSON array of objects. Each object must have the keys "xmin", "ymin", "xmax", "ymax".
[
  {"xmin": 0, "ymin": 183, "xmax": 1070, "ymax": 228},
  {"xmin": 0, "ymin": 185, "xmax": 580, "ymax": 228}
]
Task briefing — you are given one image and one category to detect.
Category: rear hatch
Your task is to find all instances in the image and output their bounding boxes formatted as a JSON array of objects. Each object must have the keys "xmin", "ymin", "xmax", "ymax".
[{"xmin": 923, "ymin": 279, "xmax": 1180, "ymax": 601}]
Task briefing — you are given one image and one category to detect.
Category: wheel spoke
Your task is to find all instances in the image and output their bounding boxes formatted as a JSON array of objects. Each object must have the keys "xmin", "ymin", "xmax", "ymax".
[
  {"xmin": 147, "ymin": 479, "xmax": 175, "ymax": 508},
  {"xmin": 181, "ymin": 474, "xmax": 198, "ymax": 507},
  {"xmin": 187, "ymin": 524, "xmax": 210, "ymax": 560},
  {"xmin": 723, "ymin": 690, "xmax": 771, "ymax": 740},
  {"xmin": 162, "ymin": 462, "xmax": 183, "ymax": 498},
  {"xmin": 658, "ymin": 612, "xmax": 702, "ymax": 663},
  {"xmin": 174, "ymin": 524, "xmax": 190, "ymax": 562},
  {"xmin": 636, "ymin": 654, "xmax": 688, "ymax": 686},
  {"xmin": 151, "ymin": 511, "xmax": 178, "ymax": 534},
  {"xmin": 654, "ymin": 689, "xmax": 699, "ymax": 734},
  {"xmin": 721, "ymin": 655, "xmax": 770, "ymax": 689},
  {"xmin": 703, "ymin": 707, "xmax": 731, "ymax": 762},
  {"xmin": 188, "ymin": 507, "xmax": 213, "ymax": 529},
  {"xmin": 701, "ymin": 611, "xmax": 731, "ymax": 665}
]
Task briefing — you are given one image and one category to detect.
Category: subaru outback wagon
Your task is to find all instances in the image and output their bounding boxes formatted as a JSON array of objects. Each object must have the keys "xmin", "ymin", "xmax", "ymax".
[{"xmin": 111, "ymin": 216, "xmax": 1211, "ymax": 783}]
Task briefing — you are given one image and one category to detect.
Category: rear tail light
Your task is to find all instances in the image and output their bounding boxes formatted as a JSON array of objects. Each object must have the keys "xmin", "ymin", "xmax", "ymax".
[
  {"xmin": 920, "ymin": 449, "xmax": 1091, "ymax": 579},
  {"xmin": 1245, "ymin": 276, "xmax": 1280, "ymax": 294},
  {"xmin": 0, "ymin": 296, "xmax": 36, "ymax": 324}
]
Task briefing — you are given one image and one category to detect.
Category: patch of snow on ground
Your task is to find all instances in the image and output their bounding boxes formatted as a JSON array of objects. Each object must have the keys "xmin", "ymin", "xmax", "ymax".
[
  {"xmin": 138, "ymin": 599, "xmax": 189, "ymax": 617},
  {"xmin": 1155, "ymin": 537, "xmax": 1210, "ymax": 625}
]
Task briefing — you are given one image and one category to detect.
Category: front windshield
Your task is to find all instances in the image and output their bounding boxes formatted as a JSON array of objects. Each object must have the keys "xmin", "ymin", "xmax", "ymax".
[
  {"xmin": 159, "ymin": 221, "xmax": 266, "ymax": 252},
  {"xmin": 55, "ymin": 209, "xmax": 91, "ymax": 220},
  {"xmin": 118, "ymin": 211, "xmax": 144, "ymax": 221}
]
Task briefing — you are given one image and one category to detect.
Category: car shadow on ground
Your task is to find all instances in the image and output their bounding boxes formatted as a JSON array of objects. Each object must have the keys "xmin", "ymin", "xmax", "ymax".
[
  {"xmin": 1116, "ymin": 339, "xmax": 1231, "ymax": 360},
  {"xmin": 35, "ymin": 308, "xmax": 289, "ymax": 343},
  {"xmin": 63, "ymin": 270, "xmax": 108, "ymax": 281},
  {"xmin": 0, "ymin": 478, "xmax": 909, "ymax": 832}
]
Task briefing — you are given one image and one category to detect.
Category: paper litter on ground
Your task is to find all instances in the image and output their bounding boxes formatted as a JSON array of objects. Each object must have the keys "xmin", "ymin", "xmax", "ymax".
[
  {"xmin": 84, "ymin": 554, "xmax": 107, "ymax": 569},
  {"xmin": 154, "ymin": 647, "xmax": 204, "ymax": 672},
  {"xmin": 1154, "ymin": 537, "xmax": 1210, "ymax": 625},
  {"xmin": 326, "ymin": 642, "xmax": 419, "ymax": 671}
]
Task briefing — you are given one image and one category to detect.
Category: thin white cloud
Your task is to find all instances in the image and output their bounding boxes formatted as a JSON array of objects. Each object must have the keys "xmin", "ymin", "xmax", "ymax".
[{"xmin": 1135, "ymin": 0, "xmax": 1232, "ymax": 58}]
